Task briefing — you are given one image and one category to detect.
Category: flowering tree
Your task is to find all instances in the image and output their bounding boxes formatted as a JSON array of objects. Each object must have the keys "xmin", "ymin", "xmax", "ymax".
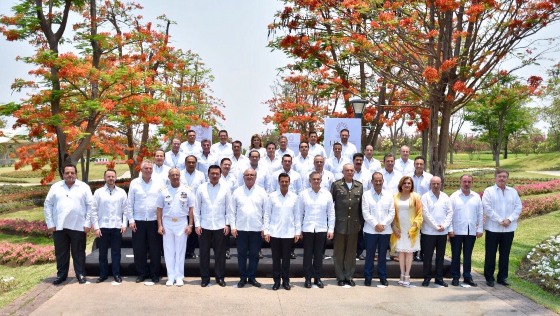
[
  {"xmin": 270, "ymin": 0, "xmax": 560, "ymax": 177},
  {"xmin": 0, "ymin": 0, "xmax": 223, "ymax": 182}
]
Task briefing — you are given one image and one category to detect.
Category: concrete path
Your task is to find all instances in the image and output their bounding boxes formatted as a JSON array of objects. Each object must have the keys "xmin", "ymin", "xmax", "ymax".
[{"xmin": 2, "ymin": 275, "xmax": 556, "ymax": 316}]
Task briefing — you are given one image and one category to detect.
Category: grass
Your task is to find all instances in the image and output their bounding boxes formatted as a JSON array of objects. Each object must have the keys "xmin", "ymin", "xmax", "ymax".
[
  {"xmin": 463, "ymin": 210, "xmax": 560, "ymax": 313},
  {"xmin": 0, "ymin": 207, "xmax": 47, "ymax": 222},
  {"xmin": 447, "ymin": 152, "xmax": 560, "ymax": 172},
  {"xmin": 0, "ymin": 264, "xmax": 55, "ymax": 308}
]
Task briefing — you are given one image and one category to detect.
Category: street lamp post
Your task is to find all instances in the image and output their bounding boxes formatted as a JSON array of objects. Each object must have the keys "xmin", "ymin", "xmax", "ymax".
[{"xmin": 350, "ymin": 98, "xmax": 368, "ymax": 119}]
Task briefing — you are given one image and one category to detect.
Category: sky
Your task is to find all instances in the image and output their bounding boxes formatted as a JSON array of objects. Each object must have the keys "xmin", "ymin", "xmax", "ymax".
[
  {"xmin": 0, "ymin": 1, "xmax": 558, "ymax": 147},
  {"xmin": 0, "ymin": 0, "xmax": 290, "ymax": 145}
]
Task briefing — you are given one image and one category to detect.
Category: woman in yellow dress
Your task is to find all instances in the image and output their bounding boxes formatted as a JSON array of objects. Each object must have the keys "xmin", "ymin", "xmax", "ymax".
[{"xmin": 391, "ymin": 176, "xmax": 423, "ymax": 286}]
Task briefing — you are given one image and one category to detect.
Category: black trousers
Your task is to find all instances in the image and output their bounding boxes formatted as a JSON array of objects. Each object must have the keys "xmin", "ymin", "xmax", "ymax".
[
  {"xmin": 270, "ymin": 237, "xmax": 293, "ymax": 282},
  {"xmin": 132, "ymin": 220, "xmax": 162, "ymax": 278},
  {"xmin": 484, "ymin": 230, "xmax": 514, "ymax": 282},
  {"xmin": 450, "ymin": 235, "xmax": 476, "ymax": 279},
  {"xmin": 199, "ymin": 228, "xmax": 226, "ymax": 281},
  {"xmin": 97, "ymin": 228, "xmax": 122, "ymax": 278},
  {"xmin": 186, "ymin": 231, "xmax": 199, "ymax": 256},
  {"xmin": 53, "ymin": 229, "xmax": 86, "ymax": 279},
  {"xmin": 422, "ymin": 234, "xmax": 447, "ymax": 280},
  {"xmin": 302, "ymin": 232, "xmax": 326, "ymax": 280},
  {"xmin": 333, "ymin": 232, "xmax": 359, "ymax": 281}
]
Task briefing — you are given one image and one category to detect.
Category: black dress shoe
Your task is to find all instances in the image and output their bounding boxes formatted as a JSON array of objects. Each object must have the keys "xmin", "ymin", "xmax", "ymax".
[
  {"xmin": 96, "ymin": 276, "xmax": 107, "ymax": 283},
  {"xmin": 380, "ymin": 279, "xmax": 388, "ymax": 286},
  {"xmin": 248, "ymin": 279, "xmax": 261, "ymax": 288},
  {"xmin": 314, "ymin": 279, "xmax": 324, "ymax": 288},
  {"xmin": 272, "ymin": 282, "xmax": 280, "ymax": 290},
  {"xmin": 464, "ymin": 278, "xmax": 477, "ymax": 287},
  {"xmin": 422, "ymin": 279, "xmax": 430, "ymax": 287},
  {"xmin": 486, "ymin": 280, "xmax": 495, "ymax": 287},
  {"xmin": 452, "ymin": 278, "xmax": 459, "ymax": 286},
  {"xmin": 282, "ymin": 282, "xmax": 291, "ymax": 290},
  {"xmin": 201, "ymin": 279, "xmax": 210, "ymax": 287},
  {"xmin": 364, "ymin": 279, "xmax": 372, "ymax": 286},
  {"xmin": 413, "ymin": 255, "xmax": 422, "ymax": 262},
  {"xmin": 114, "ymin": 276, "xmax": 122, "ymax": 283},
  {"xmin": 497, "ymin": 279, "xmax": 510, "ymax": 286},
  {"xmin": 53, "ymin": 277, "xmax": 66, "ymax": 285},
  {"xmin": 237, "ymin": 279, "xmax": 247, "ymax": 288},
  {"xmin": 77, "ymin": 275, "xmax": 87, "ymax": 284},
  {"xmin": 151, "ymin": 277, "xmax": 160, "ymax": 283},
  {"xmin": 435, "ymin": 280, "xmax": 448, "ymax": 287},
  {"xmin": 337, "ymin": 280, "xmax": 345, "ymax": 286},
  {"xmin": 216, "ymin": 279, "xmax": 226, "ymax": 287},
  {"xmin": 346, "ymin": 279, "xmax": 356, "ymax": 287},
  {"xmin": 305, "ymin": 279, "xmax": 312, "ymax": 288},
  {"xmin": 135, "ymin": 276, "xmax": 146, "ymax": 283},
  {"xmin": 225, "ymin": 250, "xmax": 231, "ymax": 260},
  {"xmin": 290, "ymin": 251, "xmax": 296, "ymax": 259},
  {"xmin": 258, "ymin": 251, "xmax": 264, "ymax": 259}
]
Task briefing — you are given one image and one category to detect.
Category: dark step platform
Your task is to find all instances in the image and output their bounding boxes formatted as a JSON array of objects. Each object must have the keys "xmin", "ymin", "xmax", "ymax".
[{"xmin": 85, "ymin": 247, "xmax": 451, "ymax": 279}]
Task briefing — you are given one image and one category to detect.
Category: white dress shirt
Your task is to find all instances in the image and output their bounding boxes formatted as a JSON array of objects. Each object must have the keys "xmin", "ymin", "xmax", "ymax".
[
  {"xmin": 196, "ymin": 152, "xmax": 218, "ymax": 178},
  {"xmin": 230, "ymin": 184, "xmax": 269, "ymax": 232},
  {"xmin": 230, "ymin": 155, "xmax": 250, "ymax": 174},
  {"xmin": 180, "ymin": 140, "xmax": 201, "ymax": 157},
  {"xmin": 297, "ymin": 188, "xmax": 335, "ymax": 234},
  {"xmin": 293, "ymin": 154, "xmax": 313, "ymax": 174},
  {"xmin": 246, "ymin": 147, "xmax": 266, "ymax": 158},
  {"xmin": 268, "ymin": 168, "xmax": 302, "ymax": 193},
  {"xmin": 338, "ymin": 142, "xmax": 357, "ymax": 161},
  {"xmin": 195, "ymin": 182, "xmax": 231, "ymax": 230},
  {"xmin": 308, "ymin": 143, "xmax": 326, "ymax": 158},
  {"xmin": 210, "ymin": 142, "xmax": 233, "ymax": 161},
  {"xmin": 361, "ymin": 189, "xmax": 395, "ymax": 235},
  {"xmin": 164, "ymin": 150, "xmax": 185, "ymax": 170},
  {"xmin": 303, "ymin": 169, "xmax": 335, "ymax": 190},
  {"xmin": 380, "ymin": 169, "xmax": 402, "ymax": 195},
  {"xmin": 238, "ymin": 164, "xmax": 269, "ymax": 189},
  {"xmin": 179, "ymin": 169, "xmax": 206, "ymax": 192},
  {"xmin": 421, "ymin": 191, "xmax": 453, "ymax": 235},
  {"xmin": 261, "ymin": 155, "xmax": 282, "ymax": 173},
  {"xmin": 449, "ymin": 189, "xmax": 483, "ymax": 235},
  {"xmin": 482, "ymin": 185, "xmax": 522, "ymax": 232},
  {"xmin": 152, "ymin": 164, "xmax": 171, "ymax": 184},
  {"xmin": 394, "ymin": 158, "xmax": 414, "ymax": 175},
  {"xmin": 412, "ymin": 171, "xmax": 433, "ymax": 196},
  {"xmin": 325, "ymin": 156, "xmax": 350, "ymax": 180},
  {"xmin": 276, "ymin": 148, "xmax": 295, "ymax": 158},
  {"xmin": 364, "ymin": 157, "xmax": 382, "ymax": 173},
  {"xmin": 354, "ymin": 168, "xmax": 372, "ymax": 191},
  {"xmin": 127, "ymin": 177, "xmax": 164, "ymax": 222},
  {"xmin": 220, "ymin": 172, "xmax": 240, "ymax": 193},
  {"xmin": 89, "ymin": 184, "xmax": 130, "ymax": 230},
  {"xmin": 264, "ymin": 190, "xmax": 299, "ymax": 238},
  {"xmin": 44, "ymin": 179, "xmax": 93, "ymax": 231},
  {"xmin": 155, "ymin": 184, "xmax": 195, "ymax": 218}
]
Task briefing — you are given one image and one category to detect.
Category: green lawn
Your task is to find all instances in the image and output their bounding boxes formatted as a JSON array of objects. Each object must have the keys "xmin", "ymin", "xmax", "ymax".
[
  {"xmin": 452, "ymin": 210, "xmax": 560, "ymax": 313},
  {"xmin": 0, "ymin": 264, "xmax": 56, "ymax": 308},
  {"xmin": 0, "ymin": 207, "xmax": 45, "ymax": 221},
  {"xmin": 0, "ymin": 163, "xmax": 130, "ymax": 184}
]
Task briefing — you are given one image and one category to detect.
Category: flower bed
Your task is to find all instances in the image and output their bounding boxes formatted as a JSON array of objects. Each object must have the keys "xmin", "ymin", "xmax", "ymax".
[
  {"xmin": 515, "ymin": 180, "xmax": 560, "ymax": 196},
  {"xmin": 0, "ymin": 219, "xmax": 50, "ymax": 237},
  {"xmin": 520, "ymin": 195, "xmax": 560, "ymax": 219},
  {"xmin": 0, "ymin": 242, "xmax": 55, "ymax": 265},
  {"xmin": 519, "ymin": 235, "xmax": 560, "ymax": 295}
]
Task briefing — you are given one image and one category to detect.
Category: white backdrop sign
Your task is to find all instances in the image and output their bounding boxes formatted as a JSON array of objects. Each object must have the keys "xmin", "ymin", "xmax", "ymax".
[
  {"xmin": 283, "ymin": 133, "xmax": 301, "ymax": 156},
  {"xmin": 323, "ymin": 118, "xmax": 361, "ymax": 156},
  {"xmin": 191, "ymin": 126, "xmax": 213, "ymax": 142}
]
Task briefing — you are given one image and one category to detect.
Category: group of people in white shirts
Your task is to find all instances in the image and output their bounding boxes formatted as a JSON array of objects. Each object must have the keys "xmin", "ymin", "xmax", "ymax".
[{"xmin": 44, "ymin": 127, "xmax": 522, "ymax": 290}]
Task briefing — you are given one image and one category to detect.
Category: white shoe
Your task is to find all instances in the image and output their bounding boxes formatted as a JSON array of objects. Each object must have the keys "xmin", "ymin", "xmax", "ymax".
[
  {"xmin": 166, "ymin": 279, "xmax": 174, "ymax": 286},
  {"xmin": 175, "ymin": 279, "xmax": 184, "ymax": 287}
]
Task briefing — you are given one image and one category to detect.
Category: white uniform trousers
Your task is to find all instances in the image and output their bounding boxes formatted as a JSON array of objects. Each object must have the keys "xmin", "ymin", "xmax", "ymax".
[{"xmin": 162, "ymin": 216, "xmax": 188, "ymax": 282}]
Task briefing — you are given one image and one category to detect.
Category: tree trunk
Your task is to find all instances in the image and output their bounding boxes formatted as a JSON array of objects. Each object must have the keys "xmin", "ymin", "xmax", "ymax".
[{"xmin": 503, "ymin": 135, "xmax": 508, "ymax": 159}]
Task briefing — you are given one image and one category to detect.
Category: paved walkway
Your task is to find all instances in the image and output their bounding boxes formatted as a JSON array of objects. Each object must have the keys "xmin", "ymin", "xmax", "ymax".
[{"xmin": 1, "ymin": 274, "xmax": 557, "ymax": 316}]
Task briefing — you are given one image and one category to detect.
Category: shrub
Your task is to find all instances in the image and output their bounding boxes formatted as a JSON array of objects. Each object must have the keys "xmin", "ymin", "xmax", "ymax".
[
  {"xmin": 0, "ymin": 219, "xmax": 51, "ymax": 237},
  {"xmin": 0, "ymin": 276, "xmax": 16, "ymax": 293},
  {"xmin": 0, "ymin": 242, "xmax": 55, "ymax": 265},
  {"xmin": 519, "ymin": 235, "xmax": 560, "ymax": 295},
  {"xmin": 515, "ymin": 180, "xmax": 560, "ymax": 196},
  {"xmin": 520, "ymin": 195, "xmax": 560, "ymax": 219}
]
